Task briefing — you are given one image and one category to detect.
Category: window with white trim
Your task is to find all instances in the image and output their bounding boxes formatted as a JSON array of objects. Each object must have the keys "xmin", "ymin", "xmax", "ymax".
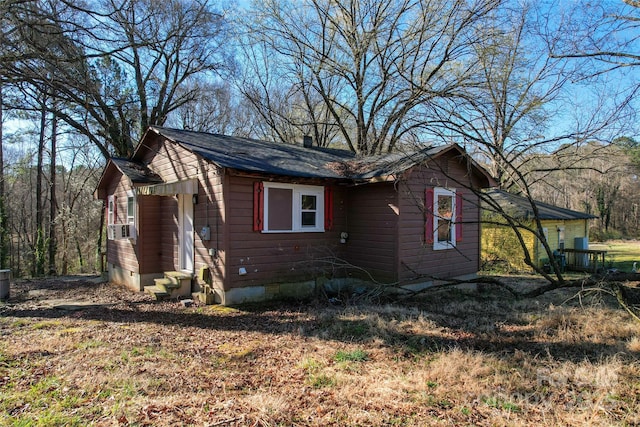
[
  {"xmin": 125, "ymin": 191, "xmax": 137, "ymax": 239},
  {"xmin": 127, "ymin": 195, "xmax": 135, "ymax": 224},
  {"xmin": 107, "ymin": 195, "xmax": 116, "ymax": 240},
  {"xmin": 108, "ymin": 195, "xmax": 115, "ymax": 225},
  {"xmin": 433, "ymin": 187, "xmax": 456, "ymax": 250},
  {"xmin": 263, "ymin": 183, "xmax": 324, "ymax": 232}
]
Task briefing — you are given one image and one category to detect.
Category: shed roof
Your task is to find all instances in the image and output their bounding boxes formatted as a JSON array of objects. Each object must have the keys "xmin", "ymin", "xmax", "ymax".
[{"xmin": 485, "ymin": 189, "xmax": 598, "ymax": 221}]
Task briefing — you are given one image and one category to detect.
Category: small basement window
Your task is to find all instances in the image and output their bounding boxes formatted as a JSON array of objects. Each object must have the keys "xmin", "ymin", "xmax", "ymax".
[{"xmin": 263, "ymin": 183, "xmax": 324, "ymax": 232}]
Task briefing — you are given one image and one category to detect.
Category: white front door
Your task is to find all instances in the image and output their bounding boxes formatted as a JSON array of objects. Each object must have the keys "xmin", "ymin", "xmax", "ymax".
[{"xmin": 178, "ymin": 194, "xmax": 194, "ymax": 272}]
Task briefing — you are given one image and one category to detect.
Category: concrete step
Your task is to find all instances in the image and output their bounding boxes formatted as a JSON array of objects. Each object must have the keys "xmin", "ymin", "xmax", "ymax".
[
  {"xmin": 154, "ymin": 277, "xmax": 180, "ymax": 293},
  {"xmin": 161, "ymin": 271, "xmax": 193, "ymax": 298},
  {"xmin": 165, "ymin": 271, "xmax": 192, "ymax": 280},
  {"xmin": 144, "ymin": 285, "xmax": 170, "ymax": 300}
]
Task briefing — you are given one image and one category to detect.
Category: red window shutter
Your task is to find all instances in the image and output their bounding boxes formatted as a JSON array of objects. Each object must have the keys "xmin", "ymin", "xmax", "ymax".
[
  {"xmin": 253, "ymin": 182, "xmax": 264, "ymax": 231},
  {"xmin": 455, "ymin": 192, "xmax": 463, "ymax": 242},
  {"xmin": 324, "ymin": 186, "xmax": 334, "ymax": 230},
  {"xmin": 425, "ymin": 188, "xmax": 434, "ymax": 244}
]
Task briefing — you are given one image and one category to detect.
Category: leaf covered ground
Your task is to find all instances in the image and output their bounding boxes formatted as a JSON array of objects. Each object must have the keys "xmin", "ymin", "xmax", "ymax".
[{"xmin": 1, "ymin": 275, "xmax": 639, "ymax": 426}]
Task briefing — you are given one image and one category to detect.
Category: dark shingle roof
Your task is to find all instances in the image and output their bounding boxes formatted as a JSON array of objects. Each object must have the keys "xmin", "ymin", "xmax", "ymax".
[
  {"xmin": 485, "ymin": 189, "xmax": 597, "ymax": 220},
  {"xmin": 149, "ymin": 127, "xmax": 355, "ymax": 179},
  {"xmin": 343, "ymin": 145, "xmax": 457, "ymax": 179},
  {"xmin": 111, "ymin": 158, "xmax": 163, "ymax": 184},
  {"xmin": 146, "ymin": 127, "xmax": 479, "ymax": 182}
]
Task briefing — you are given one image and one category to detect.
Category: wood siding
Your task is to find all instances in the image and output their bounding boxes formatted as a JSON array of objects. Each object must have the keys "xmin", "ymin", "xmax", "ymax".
[
  {"xmin": 194, "ymin": 157, "xmax": 225, "ymax": 291},
  {"xmin": 105, "ymin": 172, "xmax": 139, "ymax": 274},
  {"xmin": 138, "ymin": 134, "xmax": 226, "ymax": 285},
  {"xmin": 535, "ymin": 219, "xmax": 589, "ymax": 265},
  {"xmin": 105, "ymin": 132, "xmax": 491, "ymax": 293},
  {"xmin": 343, "ymin": 183, "xmax": 399, "ymax": 282},
  {"xmin": 137, "ymin": 195, "xmax": 162, "ymax": 274},
  {"xmin": 396, "ymin": 153, "xmax": 484, "ymax": 282},
  {"xmin": 225, "ymin": 175, "xmax": 347, "ymax": 289}
]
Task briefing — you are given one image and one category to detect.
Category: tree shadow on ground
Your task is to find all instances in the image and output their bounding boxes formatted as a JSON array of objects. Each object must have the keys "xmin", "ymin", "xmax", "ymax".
[{"xmin": 2, "ymin": 281, "xmax": 637, "ymax": 365}]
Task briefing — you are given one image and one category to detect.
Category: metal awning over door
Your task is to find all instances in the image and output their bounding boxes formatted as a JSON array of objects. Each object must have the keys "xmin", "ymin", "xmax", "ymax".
[{"xmin": 136, "ymin": 178, "xmax": 198, "ymax": 196}]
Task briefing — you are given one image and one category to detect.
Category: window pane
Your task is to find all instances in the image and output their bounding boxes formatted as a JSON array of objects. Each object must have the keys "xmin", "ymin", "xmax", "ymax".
[
  {"xmin": 437, "ymin": 195, "xmax": 452, "ymax": 219},
  {"xmin": 437, "ymin": 219, "xmax": 452, "ymax": 242},
  {"xmin": 437, "ymin": 194, "xmax": 453, "ymax": 244},
  {"xmin": 301, "ymin": 211, "xmax": 316, "ymax": 226},
  {"xmin": 127, "ymin": 197, "xmax": 135, "ymax": 217},
  {"xmin": 268, "ymin": 188, "xmax": 293, "ymax": 230},
  {"xmin": 108, "ymin": 200, "xmax": 114, "ymax": 224},
  {"xmin": 301, "ymin": 195, "xmax": 316, "ymax": 210}
]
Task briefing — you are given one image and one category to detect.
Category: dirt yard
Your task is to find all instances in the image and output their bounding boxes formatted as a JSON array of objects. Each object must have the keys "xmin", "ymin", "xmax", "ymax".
[{"xmin": 1, "ymin": 275, "xmax": 639, "ymax": 426}]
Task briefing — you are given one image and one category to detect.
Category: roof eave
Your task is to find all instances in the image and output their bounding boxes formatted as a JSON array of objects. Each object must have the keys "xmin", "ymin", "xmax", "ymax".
[
  {"xmin": 131, "ymin": 127, "xmax": 160, "ymax": 160},
  {"xmin": 94, "ymin": 159, "xmax": 121, "ymax": 200}
]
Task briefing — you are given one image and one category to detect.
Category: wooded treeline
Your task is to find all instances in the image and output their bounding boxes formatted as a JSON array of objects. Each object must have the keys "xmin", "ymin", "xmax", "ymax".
[{"xmin": 0, "ymin": 0, "xmax": 638, "ymax": 277}]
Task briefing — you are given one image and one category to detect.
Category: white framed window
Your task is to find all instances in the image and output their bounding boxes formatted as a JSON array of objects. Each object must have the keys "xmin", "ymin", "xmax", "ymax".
[
  {"xmin": 107, "ymin": 195, "xmax": 116, "ymax": 240},
  {"xmin": 127, "ymin": 195, "xmax": 135, "ymax": 224},
  {"xmin": 433, "ymin": 187, "xmax": 456, "ymax": 250},
  {"xmin": 106, "ymin": 193, "xmax": 136, "ymax": 240},
  {"xmin": 125, "ymin": 191, "xmax": 137, "ymax": 239},
  {"xmin": 263, "ymin": 183, "xmax": 324, "ymax": 232},
  {"xmin": 108, "ymin": 195, "xmax": 116, "ymax": 225}
]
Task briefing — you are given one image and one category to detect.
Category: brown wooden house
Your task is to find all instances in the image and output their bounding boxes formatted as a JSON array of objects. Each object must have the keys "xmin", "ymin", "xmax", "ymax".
[{"xmin": 95, "ymin": 127, "xmax": 495, "ymax": 305}]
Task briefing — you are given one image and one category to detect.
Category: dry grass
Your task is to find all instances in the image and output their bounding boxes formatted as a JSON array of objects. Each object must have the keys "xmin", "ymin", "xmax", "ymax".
[
  {"xmin": 590, "ymin": 240, "xmax": 640, "ymax": 271},
  {"xmin": 0, "ymin": 276, "xmax": 639, "ymax": 426}
]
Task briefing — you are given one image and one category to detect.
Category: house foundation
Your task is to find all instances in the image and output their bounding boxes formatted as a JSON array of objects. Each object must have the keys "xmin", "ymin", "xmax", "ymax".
[
  {"xmin": 219, "ymin": 279, "xmax": 317, "ymax": 305},
  {"xmin": 108, "ymin": 264, "xmax": 163, "ymax": 292}
]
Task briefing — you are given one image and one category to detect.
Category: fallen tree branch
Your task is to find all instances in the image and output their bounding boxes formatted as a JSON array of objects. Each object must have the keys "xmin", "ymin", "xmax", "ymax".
[
  {"xmin": 393, "ymin": 275, "xmax": 521, "ymax": 299},
  {"xmin": 300, "ymin": 254, "xmax": 640, "ymax": 321},
  {"xmin": 612, "ymin": 283, "xmax": 640, "ymax": 323},
  {"xmin": 521, "ymin": 272, "xmax": 640, "ymax": 298}
]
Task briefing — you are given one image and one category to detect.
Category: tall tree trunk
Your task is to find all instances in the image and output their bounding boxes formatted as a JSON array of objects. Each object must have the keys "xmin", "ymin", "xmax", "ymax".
[
  {"xmin": 0, "ymin": 79, "xmax": 7, "ymax": 269},
  {"xmin": 97, "ymin": 200, "xmax": 105, "ymax": 273},
  {"xmin": 61, "ymin": 212, "xmax": 68, "ymax": 275},
  {"xmin": 35, "ymin": 92, "xmax": 47, "ymax": 276},
  {"xmin": 76, "ymin": 237, "xmax": 84, "ymax": 270},
  {"xmin": 48, "ymin": 111, "xmax": 57, "ymax": 275}
]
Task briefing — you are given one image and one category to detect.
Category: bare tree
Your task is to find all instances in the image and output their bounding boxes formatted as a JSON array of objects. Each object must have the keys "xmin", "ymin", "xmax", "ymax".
[
  {"xmin": 544, "ymin": 0, "xmax": 640, "ymax": 135},
  {"xmin": 241, "ymin": 0, "xmax": 502, "ymax": 154},
  {"xmin": 0, "ymin": 79, "xmax": 8, "ymax": 270},
  {"xmin": 1, "ymin": 0, "xmax": 234, "ymax": 158},
  {"xmin": 167, "ymin": 80, "xmax": 249, "ymax": 136},
  {"xmin": 526, "ymin": 142, "xmax": 637, "ymax": 238},
  {"xmin": 34, "ymin": 91, "xmax": 47, "ymax": 276},
  {"xmin": 55, "ymin": 141, "xmax": 103, "ymax": 275},
  {"xmin": 238, "ymin": 39, "xmax": 342, "ymax": 147},
  {"xmin": 48, "ymin": 106, "xmax": 57, "ymax": 275},
  {"xmin": 421, "ymin": 2, "xmax": 635, "ymax": 281},
  {"xmin": 550, "ymin": 1, "xmax": 640, "ymax": 76},
  {"xmin": 429, "ymin": 3, "xmax": 628, "ymax": 190}
]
